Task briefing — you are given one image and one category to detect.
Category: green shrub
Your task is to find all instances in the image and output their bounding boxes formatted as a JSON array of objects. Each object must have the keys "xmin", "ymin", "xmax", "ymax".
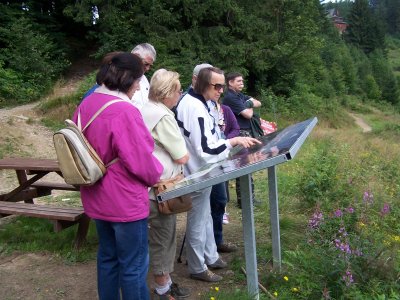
[
  {"xmin": 0, "ymin": 17, "xmax": 69, "ymax": 105},
  {"xmin": 295, "ymin": 139, "xmax": 340, "ymax": 208},
  {"xmin": 0, "ymin": 63, "xmax": 41, "ymax": 105}
]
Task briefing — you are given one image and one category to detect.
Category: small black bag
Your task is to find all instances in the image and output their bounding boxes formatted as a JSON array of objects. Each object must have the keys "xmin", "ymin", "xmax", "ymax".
[{"xmin": 249, "ymin": 114, "xmax": 264, "ymax": 138}]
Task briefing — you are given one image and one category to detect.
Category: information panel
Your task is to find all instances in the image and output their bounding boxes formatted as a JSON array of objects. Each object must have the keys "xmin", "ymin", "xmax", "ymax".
[{"xmin": 158, "ymin": 117, "xmax": 318, "ymax": 201}]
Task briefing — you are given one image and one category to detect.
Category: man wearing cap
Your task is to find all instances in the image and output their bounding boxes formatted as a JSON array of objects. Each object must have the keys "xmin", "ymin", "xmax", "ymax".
[{"xmin": 175, "ymin": 66, "xmax": 260, "ymax": 282}]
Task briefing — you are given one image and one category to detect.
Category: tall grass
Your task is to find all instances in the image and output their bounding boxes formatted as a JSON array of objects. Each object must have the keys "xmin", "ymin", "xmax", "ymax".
[
  {"xmin": 38, "ymin": 72, "xmax": 96, "ymax": 130},
  {"xmin": 249, "ymin": 115, "xmax": 400, "ymax": 299}
]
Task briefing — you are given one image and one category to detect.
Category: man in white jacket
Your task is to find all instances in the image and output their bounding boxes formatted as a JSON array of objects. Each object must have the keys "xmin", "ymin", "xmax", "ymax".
[
  {"xmin": 131, "ymin": 43, "xmax": 156, "ymax": 110},
  {"xmin": 175, "ymin": 66, "xmax": 260, "ymax": 282}
]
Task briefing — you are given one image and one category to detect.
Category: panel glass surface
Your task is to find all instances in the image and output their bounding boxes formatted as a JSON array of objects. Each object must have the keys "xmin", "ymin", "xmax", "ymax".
[{"xmin": 157, "ymin": 117, "xmax": 317, "ymax": 200}]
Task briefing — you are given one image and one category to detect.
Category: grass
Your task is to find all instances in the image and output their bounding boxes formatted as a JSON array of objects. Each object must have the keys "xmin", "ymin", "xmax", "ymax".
[
  {"xmin": 0, "ymin": 216, "xmax": 98, "ymax": 262},
  {"xmin": 38, "ymin": 72, "xmax": 96, "ymax": 130},
  {"xmin": 251, "ymin": 111, "xmax": 399, "ymax": 299},
  {"xmin": 0, "ymin": 192, "xmax": 98, "ymax": 262},
  {"xmin": 1, "ymin": 71, "xmax": 400, "ymax": 298},
  {"xmin": 0, "ymin": 136, "xmax": 30, "ymax": 159}
]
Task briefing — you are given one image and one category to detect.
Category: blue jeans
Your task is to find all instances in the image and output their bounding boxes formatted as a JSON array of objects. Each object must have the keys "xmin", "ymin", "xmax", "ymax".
[
  {"xmin": 95, "ymin": 218, "xmax": 150, "ymax": 300},
  {"xmin": 210, "ymin": 182, "xmax": 228, "ymax": 246}
]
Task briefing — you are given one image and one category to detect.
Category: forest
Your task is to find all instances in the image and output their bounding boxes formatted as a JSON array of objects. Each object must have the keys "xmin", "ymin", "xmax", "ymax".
[{"xmin": 1, "ymin": 0, "xmax": 400, "ymax": 118}]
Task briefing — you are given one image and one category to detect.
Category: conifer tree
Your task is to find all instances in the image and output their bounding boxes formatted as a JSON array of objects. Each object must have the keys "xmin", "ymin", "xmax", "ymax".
[{"xmin": 345, "ymin": 0, "xmax": 385, "ymax": 54}]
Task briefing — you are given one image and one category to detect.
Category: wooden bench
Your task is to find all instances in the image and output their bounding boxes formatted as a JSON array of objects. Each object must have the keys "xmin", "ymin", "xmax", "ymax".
[
  {"xmin": 31, "ymin": 181, "xmax": 77, "ymax": 191},
  {"xmin": 0, "ymin": 202, "xmax": 89, "ymax": 249}
]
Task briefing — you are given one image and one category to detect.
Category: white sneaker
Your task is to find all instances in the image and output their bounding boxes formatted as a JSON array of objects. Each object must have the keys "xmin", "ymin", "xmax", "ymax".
[{"xmin": 222, "ymin": 212, "xmax": 229, "ymax": 224}]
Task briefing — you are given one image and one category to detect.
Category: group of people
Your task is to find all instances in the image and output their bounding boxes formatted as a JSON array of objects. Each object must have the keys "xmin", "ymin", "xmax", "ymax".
[{"xmin": 74, "ymin": 43, "xmax": 262, "ymax": 300}]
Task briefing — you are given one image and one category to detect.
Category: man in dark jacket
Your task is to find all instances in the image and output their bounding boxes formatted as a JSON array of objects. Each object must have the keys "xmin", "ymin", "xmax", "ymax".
[{"xmin": 222, "ymin": 72, "xmax": 262, "ymax": 208}]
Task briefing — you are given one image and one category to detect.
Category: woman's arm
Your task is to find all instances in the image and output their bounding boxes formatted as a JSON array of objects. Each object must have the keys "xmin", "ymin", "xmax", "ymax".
[
  {"xmin": 155, "ymin": 115, "xmax": 189, "ymax": 165},
  {"xmin": 174, "ymin": 153, "xmax": 189, "ymax": 164},
  {"xmin": 222, "ymin": 104, "xmax": 240, "ymax": 139}
]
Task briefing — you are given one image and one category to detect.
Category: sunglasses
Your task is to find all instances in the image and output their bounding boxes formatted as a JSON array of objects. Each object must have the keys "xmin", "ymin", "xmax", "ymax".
[{"xmin": 210, "ymin": 83, "xmax": 226, "ymax": 91}]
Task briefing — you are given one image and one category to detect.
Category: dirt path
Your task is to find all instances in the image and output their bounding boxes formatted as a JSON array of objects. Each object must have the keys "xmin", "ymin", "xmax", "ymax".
[
  {"xmin": 0, "ymin": 102, "xmax": 62, "ymax": 194},
  {"xmin": 348, "ymin": 112, "xmax": 372, "ymax": 133}
]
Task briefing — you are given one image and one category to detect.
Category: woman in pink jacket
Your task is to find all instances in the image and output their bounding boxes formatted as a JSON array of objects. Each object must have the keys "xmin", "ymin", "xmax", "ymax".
[{"xmin": 73, "ymin": 52, "xmax": 163, "ymax": 300}]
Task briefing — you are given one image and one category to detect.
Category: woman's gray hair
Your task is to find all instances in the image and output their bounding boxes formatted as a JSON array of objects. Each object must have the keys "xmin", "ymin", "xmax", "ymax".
[
  {"xmin": 131, "ymin": 43, "xmax": 157, "ymax": 61},
  {"xmin": 149, "ymin": 69, "xmax": 180, "ymax": 103}
]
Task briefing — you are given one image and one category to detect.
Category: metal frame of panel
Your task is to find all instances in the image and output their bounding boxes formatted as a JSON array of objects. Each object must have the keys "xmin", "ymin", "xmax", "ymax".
[{"xmin": 157, "ymin": 117, "xmax": 318, "ymax": 299}]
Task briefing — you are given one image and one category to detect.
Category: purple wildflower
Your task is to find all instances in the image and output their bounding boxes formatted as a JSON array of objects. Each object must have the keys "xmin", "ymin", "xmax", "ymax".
[
  {"xmin": 342, "ymin": 270, "xmax": 354, "ymax": 286},
  {"xmin": 338, "ymin": 227, "xmax": 348, "ymax": 236},
  {"xmin": 346, "ymin": 207, "xmax": 354, "ymax": 214},
  {"xmin": 381, "ymin": 203, "xmax": 390, "ymax": 216},
  {"xmin": 334, "ymin": 209, "xmax": 343, "ymax": 218},
  {"xmin": 308, "ymin": 209, "xmax": 324, "ymax": 229},
  {"xmin": 362, "ymin": 191, "xmax": 374, "ymax": 205},
  {"xmin": 334, "ymin": 239, "xmax": 351, "ymax": 254}
]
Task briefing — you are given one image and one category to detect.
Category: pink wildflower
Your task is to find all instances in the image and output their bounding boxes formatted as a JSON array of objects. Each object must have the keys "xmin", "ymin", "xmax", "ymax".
[{"xmin": 381, "ymin": 203, "xmax": 390, "ymax": 216}]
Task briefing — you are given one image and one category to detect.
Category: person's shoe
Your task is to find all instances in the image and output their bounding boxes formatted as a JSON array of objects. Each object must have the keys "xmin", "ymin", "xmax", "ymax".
[
  {"xmin": 222, "ymin": 212, "xmax": 229, "ymax": 224},
  {"xmin": 217, "ymin": 243, "xmax": 237, "ymax": 253},
  {"xmin": 170, "ymin": 282, "xmax": 191, "ymax": 299},
  {"xmin": 207, "ymin": 257, "xmax": 228, "ymax": 269},
  {"xmin": 154, "ymin": 289, "xmax": 175, "ymax": 300},
  {"xmin": 190, "ymin": 270, "xmax": 222, "ymax": 282}
]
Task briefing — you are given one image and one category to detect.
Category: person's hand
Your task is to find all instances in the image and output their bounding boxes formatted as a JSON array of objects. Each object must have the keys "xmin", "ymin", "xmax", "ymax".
[
  {"xmin": 269, "ymin": 146, "xmax": 279, "ymax": 156},
  {"xmin": 249, "ymin": 97, "xmax": 262, "ymax": 108},
  {"xmin": 229, "ymin": 136, "xmax": 261, "ymax": 148}
]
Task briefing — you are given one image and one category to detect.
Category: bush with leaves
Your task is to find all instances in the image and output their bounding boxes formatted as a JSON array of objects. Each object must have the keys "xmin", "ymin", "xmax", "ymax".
[{"xmin": 0, "ymin": 12, "xmax": 69, "ymax": 105}]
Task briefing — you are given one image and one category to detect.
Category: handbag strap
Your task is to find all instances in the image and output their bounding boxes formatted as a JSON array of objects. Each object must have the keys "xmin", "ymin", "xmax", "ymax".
[
  {"xmin": 76, "ymin": 99, "xmax": 125, "ymax": 167},
  {"xmin": 78, "ymin": 99, "xmax": 125, "ymax": 132},
  {"xmin": 153, "ymin": 173, "xmax": 184, "ymax": 188}
]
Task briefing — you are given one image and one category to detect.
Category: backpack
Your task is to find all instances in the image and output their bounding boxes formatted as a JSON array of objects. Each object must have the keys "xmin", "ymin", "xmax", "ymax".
[{"xmin": 53, "ymin": 99, "xmax": 123, "ymax": 186}]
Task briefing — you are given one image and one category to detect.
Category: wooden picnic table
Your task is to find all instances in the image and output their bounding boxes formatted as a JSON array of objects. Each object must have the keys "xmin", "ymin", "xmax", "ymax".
[
  {"xmin": 0, "ymin": 157, "xmax": 89, "ymax": 248},
  {"xmin": 0, "ymin": 157, "xmax": 77, "ymax": 202}
]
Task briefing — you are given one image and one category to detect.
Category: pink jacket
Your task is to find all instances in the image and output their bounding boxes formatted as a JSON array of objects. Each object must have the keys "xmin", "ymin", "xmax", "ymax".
[{"xmin": 73, "ymin": 91, "xmax": 163, "ymax": 222}]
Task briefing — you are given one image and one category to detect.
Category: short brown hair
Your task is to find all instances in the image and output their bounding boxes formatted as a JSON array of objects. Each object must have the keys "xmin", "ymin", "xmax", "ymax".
[
  {"xmin": 194, "ymin": 67, "xmax": 224, "ymax": 95},
  {"xmin": 226, "ymin": 72, "xmax": 243, "ymax": 87},
  {"xmin": 96, "ymin": 52, "xmax": 144, "ymax": 94},
  {"xmin": 96, "ymin": 51, "xmax": 123, "ymax": 85}
]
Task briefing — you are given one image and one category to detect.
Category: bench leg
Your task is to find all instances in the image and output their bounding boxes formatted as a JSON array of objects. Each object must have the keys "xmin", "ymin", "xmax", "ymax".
[
  {"xmin": 74, "ymin": 214, "xmax": 90, "ymax": 250},
  {"xmin": 16, "ymin": 170, "xmax": 34, "ymax": 203}
]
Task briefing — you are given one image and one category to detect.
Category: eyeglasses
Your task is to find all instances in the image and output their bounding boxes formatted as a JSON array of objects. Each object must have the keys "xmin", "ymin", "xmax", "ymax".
[{"xmin": 210, "ymin": 83, "xmax": 226, "ymax": 91}]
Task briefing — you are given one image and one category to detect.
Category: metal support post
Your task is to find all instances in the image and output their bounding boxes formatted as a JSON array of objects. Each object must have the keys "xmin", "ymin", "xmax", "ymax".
[
  {"xmin": 268, "ymin": 165, "xmax": 281, "ymax": 271},
  {"xmin": 240, "ymin": 174, "xmax": 259, "ymax": 300}
]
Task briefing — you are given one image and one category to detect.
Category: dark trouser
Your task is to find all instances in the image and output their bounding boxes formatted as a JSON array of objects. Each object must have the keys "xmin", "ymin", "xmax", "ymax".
[
  {"xmin": 95, "ymin": 218, "xmax": 149, "ymax": 300},
  {"xmin": 210, "ymin": 182, "xmax": 228, "ymax": 246},
  {"xmin": 236, "ymin": 129, "xmax": 256, "ymax": 208}
]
